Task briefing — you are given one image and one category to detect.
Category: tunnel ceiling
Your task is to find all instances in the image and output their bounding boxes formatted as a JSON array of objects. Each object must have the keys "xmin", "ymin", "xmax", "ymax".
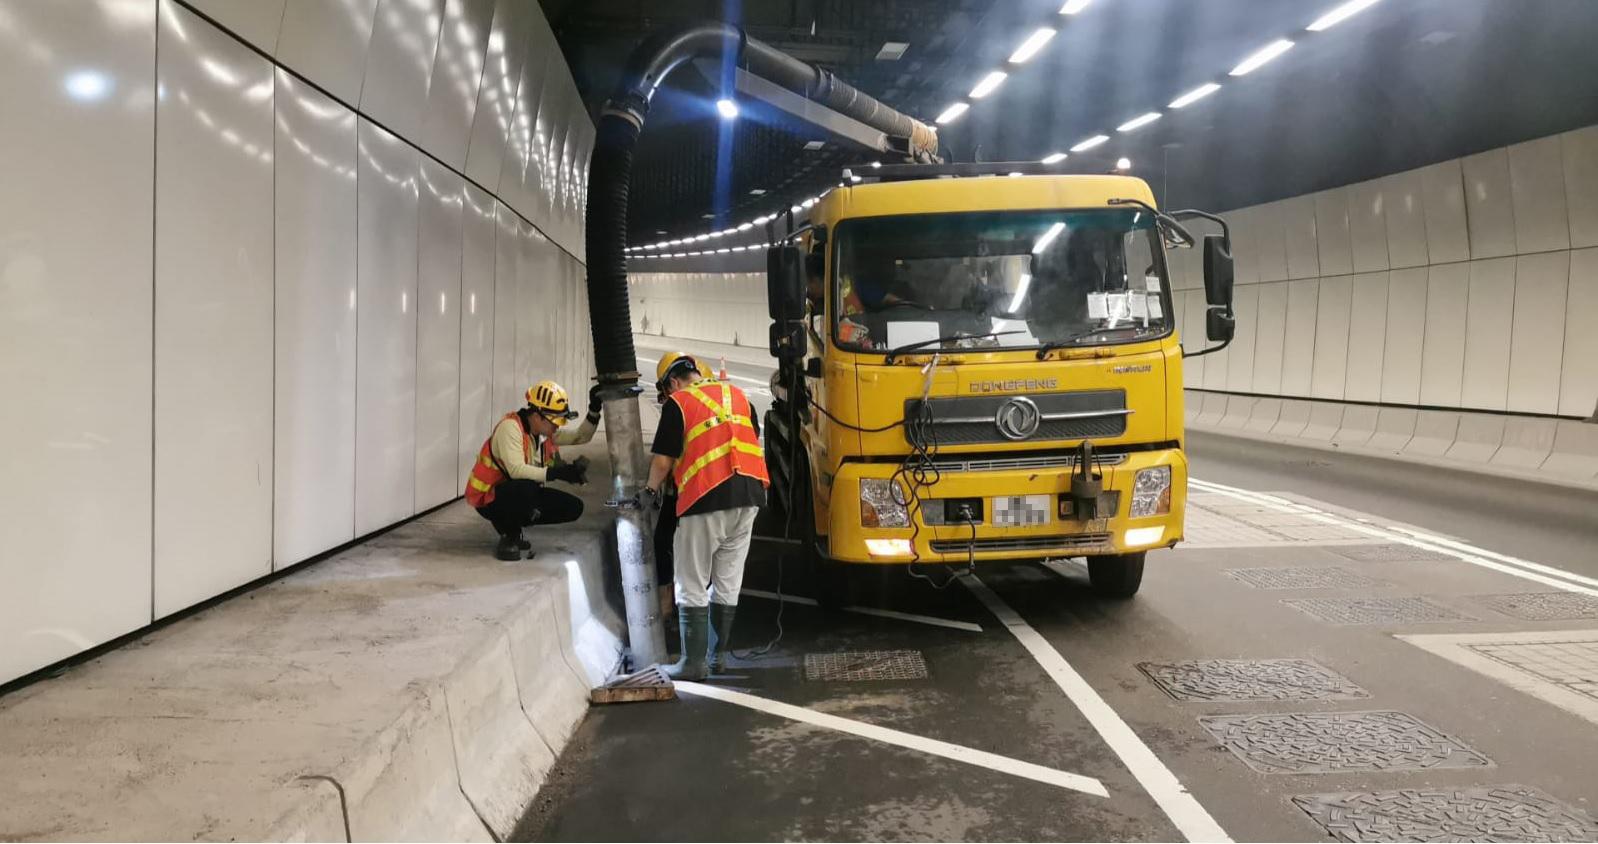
[{"xmin": 539, "ymin": 0, "xmax": 1598, "ymax": 245}]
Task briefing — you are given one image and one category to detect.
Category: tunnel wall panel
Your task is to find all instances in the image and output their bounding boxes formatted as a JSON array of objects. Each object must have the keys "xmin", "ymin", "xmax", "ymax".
[{"xmin": 416, "ymin": 160, "xmax": 466, "ymax": 511}]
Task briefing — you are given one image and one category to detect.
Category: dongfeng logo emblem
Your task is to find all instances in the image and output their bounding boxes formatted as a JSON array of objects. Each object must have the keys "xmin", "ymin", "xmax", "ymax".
[{"xmin": 995, "ymin": 396, "xmax": 1042, "ymax": 440}]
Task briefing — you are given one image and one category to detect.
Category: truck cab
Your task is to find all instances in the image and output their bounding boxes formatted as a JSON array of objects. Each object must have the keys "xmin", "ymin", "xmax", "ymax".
[{"xmin": 763, "ymin": 166, "xmax": 1234, "ymax": 603}]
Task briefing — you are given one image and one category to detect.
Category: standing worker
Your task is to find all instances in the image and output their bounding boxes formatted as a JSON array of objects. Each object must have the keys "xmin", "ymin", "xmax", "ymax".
[
  {"xmin": 465, "ymin": 380, "xmax": 599, "ymax": 560},
  {"xmin": 643, "ymin": 352, "xmax": 767, "ymax": 680}
]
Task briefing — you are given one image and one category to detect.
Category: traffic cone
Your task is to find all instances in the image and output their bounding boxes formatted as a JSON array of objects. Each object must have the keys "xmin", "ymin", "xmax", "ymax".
[{"xmin": 718, "ymin": 356, "xmax": 729, "ymax": 380}]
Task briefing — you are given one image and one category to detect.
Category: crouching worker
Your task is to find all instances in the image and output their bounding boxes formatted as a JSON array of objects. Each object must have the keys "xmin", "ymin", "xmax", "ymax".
[
  {"xmin": 643, "ymin": 353, "xmax": 767, "ymax": 680},
  {"xmin": 465, "ymin": 380, "xmax": 599, "ymax": 560}
]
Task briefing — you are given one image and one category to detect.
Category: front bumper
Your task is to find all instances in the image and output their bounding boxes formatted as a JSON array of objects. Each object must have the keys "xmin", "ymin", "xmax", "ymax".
[{"xmin": 826, "ymin": 449, "xmax": 1187, "ymax": 565}]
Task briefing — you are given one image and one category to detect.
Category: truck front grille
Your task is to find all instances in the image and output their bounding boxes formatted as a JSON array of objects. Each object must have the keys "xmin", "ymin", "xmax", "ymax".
[
  {"xmin": 927, "ymin": 452, "xmax": 1127, "ymax": 473},
  {"xmin": 929, "ymin": 533, "xmax": 1113, "ymax": 554},
  {"xmin": 905, "ymin": 390, "xmax": 1128, "ymax": 447}
]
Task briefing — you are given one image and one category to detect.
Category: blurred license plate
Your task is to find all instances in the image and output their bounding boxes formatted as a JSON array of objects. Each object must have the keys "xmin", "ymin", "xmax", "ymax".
[{"xmin": 992, "ymin": 495, "xmax": 1050, "ymax": 527}]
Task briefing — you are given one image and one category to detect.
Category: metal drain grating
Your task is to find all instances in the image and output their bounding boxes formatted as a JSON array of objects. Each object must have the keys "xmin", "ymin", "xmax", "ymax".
[
  {"xmin": 1199, "ymin": 710, "xmax": 1491, "ymax": 774},
  {"xmin": 1226, "ymin": 567, "xmax": 1384, "ymax": 590},
  {"xmin": 804, "ymin": 650, "xmax": 928, "ymax": 682},
  {"xmin": 1284, "ymin": 596, "xmax": 1473, "ymax": 625},
  {"xmin": 1294, "ymin": 786, "xmax": 1598, "ymax": 842},
  {"xmin": 1331, "ymin": 543, "xmax": 1454, "ymax": 562},
  {"xmin": 1139, "ymin": 659, "xmax": 1369, "ymax": 702},
  {"xmin": 1475, "ymin": 592, "xmax": 1598, "ymax": 621}
]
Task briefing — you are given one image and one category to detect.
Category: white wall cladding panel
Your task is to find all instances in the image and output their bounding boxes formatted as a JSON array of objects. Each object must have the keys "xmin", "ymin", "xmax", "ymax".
[
  {"xmin": 1227, "ymin": 209, "xmax": 1257, "ymax": 285},
  {"xmin": 1310, "ymin": 275, "xmax": 1352, "ymax": 400},
  {"xmin": 1506, "ymin": 252, "xmax": 1570, "ymax": 415},
  {"xmin": 1419, "ymin": 262, "xmax": 1470, "ymax": 407},
  {"xmin": 464, "ymin": 0, "xmax": 531, "ymax": 191},
  {"xmin": 1462, "ymin": 149, "xmax": 1517, "ymax": 260},
  {"xmin": 354, "ymin": 119, "xmax": 421, "ymax": 535},
  {"xmin": 276, "ymin": 0, "xmax": 381, "ymax": 106},
  {"xmin": 1283, "ymin": 195, "xmax": 1321, "ymax": 280},
  {"xmin": 1382, "ymin": 169, "xmax": 1429, "ymax": 269},
  {"xmin": 1348, "ymin": 180, "xmax": 1390, "ymax": 272},
  {"xmin": 416, "ymin": 159, "xmax": 464, "ymax": 510},
  {"xmin": 1180, "ymin": 288, "xmax": 1205, "ymax": 387},
  {"xmin": 0, "ymin": 0, "xmax": 157, "ymax": 682},
  {"xmin": 1314, "ymin": 188, "xmax": 1354, "ymax": 277},
  {"xmin": 1281, "ymin": 279, "xmax": 1319, "ymax": 395},
  {"xmin": 1419, "ymin": 159, "xmax": 1471, "ymax": 265},
  {"xmin": 1562, "ymin": 248, "xmax": 1598, "ymax": 416},
  {"xmin": 1253, "ymin": 201, "xmax": 1290, "ymax": 282},
  {"xmin": 1381, "ymin": 268, "xmax": 1429, "ymax": 405},
  {"xmin": 1251, "ymin": 282, "xmax": 1289, "ymax": 394},
  {"xmin": 1460, "ymin": 257, "xmax": 1516, "ymax": 410},
  {"xmin": 187, "ymin": 0, "xmax": 287, "ymax": 53},
  {"xmin": 1343, "ymin": 272, "xmax": 1389, "ymax": 403},
  {"xmin": 153, "ymin": 4, "xmax": 275, "ymax": 617},
  {"xmin": 274, "ymin": 72, "xmax": 359, "ymax": 568},
  {"xmin": 458, "ymin": 185, "xmax": 498, "ymax": 489},
  {"xmin": 500, "ymin": 45, "xmax": 548, "ymax": 220},
  {"xmin": 1565, "ymin": 126, "xmax": 1598, "ymax": 249},
  {"xmin": 360, "ymin": 0, "xmax": 445, "ymax": 143},
  {"xmin": 492, "ymin": 204, "xmax": 523, "ymax": 411},
  {"xmin": 419, "ymin": 0, "xmax": 495, "ymax": 168},
  {"xmin": 1226, "ymin": 284, "xmax": 1258, "ymax": 390},
  {"xmin": 1508, "ymin": 136, "xmax": 1571, "ymax": 255}
]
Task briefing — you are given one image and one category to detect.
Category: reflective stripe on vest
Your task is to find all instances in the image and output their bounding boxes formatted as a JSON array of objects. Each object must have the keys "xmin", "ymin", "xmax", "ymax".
[
  {"xmin": 670, "ymin": 380, "xmax": 768, "ymax": 516},
  {"xmin": 464, "ymin": 413, "xmax": 531, "ymax": 508}
]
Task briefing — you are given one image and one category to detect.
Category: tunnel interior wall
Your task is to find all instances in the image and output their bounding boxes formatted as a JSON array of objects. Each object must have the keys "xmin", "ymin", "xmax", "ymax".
[
  {"xmin": 0, "ymin": 0, "xmax": 595, "ymax": 685},
  {"xmin": 630, "ymin": 272, "xmax": 769, "ymax": 347}
]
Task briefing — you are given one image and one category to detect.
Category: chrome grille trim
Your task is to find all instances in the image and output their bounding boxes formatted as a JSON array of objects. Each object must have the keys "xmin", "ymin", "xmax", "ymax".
[
  {"xmin": 930, "ymin": 533, "xmax": 1113, "ymax": 554},
  {"xmin": 927, "ymin": 453, "xmax": 1128, "ymax": 473}
]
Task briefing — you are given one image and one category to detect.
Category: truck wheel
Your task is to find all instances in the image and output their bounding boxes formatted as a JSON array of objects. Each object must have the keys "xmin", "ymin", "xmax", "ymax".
[
  {"xmin": 1087, "ymin": 552, "xmax": 1145, "ymax": 599},
  {"xmin": 794, "ymin": 467, "xmax": 846, "ymax": 610}
]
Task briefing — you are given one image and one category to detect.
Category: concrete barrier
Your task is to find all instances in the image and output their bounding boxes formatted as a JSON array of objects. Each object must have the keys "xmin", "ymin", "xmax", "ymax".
[
  {"xmin": 1245, "ymin": 397, "xmax": 1282, "ymax": 433},
  {"xmin": 1301, "ymin": 402, "xmax": 1345, "ymax": 441},
  {"xmin": 1490, "ymin": 417, "xmax": 1558, "ymax": 470},
  {"xmin": 1332, "ymin": 405, "xmax": 1379, "ymax": 447},
  {"xmin": 1271, "ymin": 400, "xmax": 1313, "ymax": 437},
  {"xmin": 1366, "ymin": 407, "xmax": 1417, "ymax": 453},
  {"xmin": 1445, "ymin": 413, "xmax": 1506, "ymax": 463},
  {"xmin": 1184, "ymin": 390, "xmax": 1202, "ymax": 426},
  {"xmin": 1219, "ymin": 395, "xmax": 1254, "ymax": 429},
  {"xmin": 263, "ymin": 777, "xmax": 349, "ymax": 842},
  {"xmin": 1196, "ymin": 393, "xmax": 1227, "ymax": 427},
  {"xmin": 1542, "ymin": 420, "xmax": 1598, "ymax": 480},
  {"xmin": 507, "ymin": 586, "xmax": 592, "ymax": 754},
  {"xmin": 1404, "ymin": 410, "xmax": 1461, "ymax": 457}
]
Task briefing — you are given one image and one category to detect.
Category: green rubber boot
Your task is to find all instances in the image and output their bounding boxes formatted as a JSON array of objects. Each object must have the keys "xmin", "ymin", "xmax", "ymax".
[
  {"xmin": 708, "ymin": 603, "xmax": 737, "ymax": 674},
  {"xmin": 665, "ymin": 606, "xmax": 709, "ymax": 681}
]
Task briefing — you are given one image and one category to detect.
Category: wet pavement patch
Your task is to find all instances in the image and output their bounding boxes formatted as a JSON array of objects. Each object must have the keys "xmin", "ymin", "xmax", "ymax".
[
  {"xmin": 1292, "ymin": 785, "xmax": 1598, "ymax": 842},
  {"xmin": 1199, "ymin": 710, "xmax": 1491, "ymax": 774},
  {"xmin": 1138, "ymin": 659, "xmax": 1369, "ymax": 702},
  {"xmin": 804, "ymin": 650, "xmax": 929, "ymax": 682},
  {"xmin": 1284, "ymin": 595, "xmax": 1474, "ymax": 625},
  {"xmin": 1225, "ymin": 567, "xmax": 1385, "ymax": 590},
  {"xmin": 1330, "ymin": 543, "xmax": 1455, "ymax": 562},
  {"xmin": 1474, "ymin": 592, "xmax": 1598, "ymax": 621}
]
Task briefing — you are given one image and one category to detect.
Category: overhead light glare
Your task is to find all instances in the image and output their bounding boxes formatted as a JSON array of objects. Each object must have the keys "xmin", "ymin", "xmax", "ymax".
[
  {"xmin": 1041, "ymin": 152, "xmax": 1067, "ymax": 164},
  {"xmin": 1008, "ymin": 273, "xmax": 1033, "ymax": 313},
  {"xmin": 749, "ymin": 188, "xmax": 766, "ymax": 195},
  {"xmin": 1070, "ymin": 134, "xmax": 1109, "ymax": 152},
  {"xmin": 969, "ymin": 70, "xmax": 1007, "ymax": 99},
  {"xmin": 1032, "ymin": 222, "xmax": 1066, "ymax": 254},
  {"xmin": 715, "ymin": 98, "xmax": 739, "ymax": 119},
  {"xmin": 1229, "ymin": 39, "xmax": 1294, "ymax": 76},
  {"xmin": 935, "ymin": 102, "xmax": 970, "ymax": 124},
  {"xmin": 876, "ymin": 41, "xmax": 910, "ymax": 61},
  {"xmin": 1059, "ymin": 0, "xmax": 1092, "ymax": 13},
  {"xmin": 1169, "ymin": 82, "xmax": 1221, "ymax": 109},
  {"xmin": 803, "ymin": 140, "xmax": 825, "ymax": 151},
  {"xmin": 1117, "ymin": 111, "xmax": 1162, "ymax": 132},
  {"xmin": 1116, "ymin": 157, "xmax": 1132, "ymax": 170},
  {"xmin": 1008, "ymin": 27, "xmax": 1056, "ymax": 64},
  {"xmin": 1307, "ymin": 0, "xmax": 1382, "ymax": 31}
]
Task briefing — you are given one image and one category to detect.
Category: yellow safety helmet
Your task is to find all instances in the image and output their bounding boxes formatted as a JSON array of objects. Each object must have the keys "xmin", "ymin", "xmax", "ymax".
[
  {"xmin": 654, "ymin": 351, "xmax": 700, "ymax": 391},
  {"xmin": 526, "ymin": 380, "xmax": 577, "ymax": 425}
]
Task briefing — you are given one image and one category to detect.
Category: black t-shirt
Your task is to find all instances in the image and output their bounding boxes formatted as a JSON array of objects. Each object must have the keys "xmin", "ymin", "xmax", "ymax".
[{"xmin": 652, "ymin": 392, "xmax": 766, "ymax": 517}]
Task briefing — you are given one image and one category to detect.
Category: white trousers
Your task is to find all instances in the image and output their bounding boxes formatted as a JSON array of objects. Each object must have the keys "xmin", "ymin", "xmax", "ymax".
[{"xmin": 672, "ymin": 506, "xmax": 759, "ymax": 608}]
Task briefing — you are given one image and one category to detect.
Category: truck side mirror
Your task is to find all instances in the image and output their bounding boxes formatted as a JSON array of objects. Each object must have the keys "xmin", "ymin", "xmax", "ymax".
[
  {"xmin": 1202, "ymin": 234, "xmax": 1236, "ymax": 343},
  {"xmin": 767, "ymin": 245, "xmax": 805, "ymax": 322},
  {"xmin": 769, "ymin": 320, "xmax": 804, "ymax": 361},
  {"xmin": 804, "ymin": 358, "xmax": 822, "ymax": 379}
]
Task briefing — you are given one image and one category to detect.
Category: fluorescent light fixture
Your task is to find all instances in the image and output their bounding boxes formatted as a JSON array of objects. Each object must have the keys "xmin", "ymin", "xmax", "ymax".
[
  {"xmin": 1169, "ymin": 82, "xmax": 1221, "ymax": 108},
  {"xmin": 876, "ymin": 41, "xmax": 910, "ymax": 60},
  {"xmin": 1070, "ymin": 134, "xmax": 1109, "ymax": 152},
  {"xmin": 1059, "ymin": 0, "xmax": 1092, "ymax": 13},
  {"xmin": 802, "ymin": 197, "xmax": 817, "ymax": 208},
  {"xmin": 1124, "ymin": 526, "xmax": 1165, "ymax": 547},
  {"xmin": 1008, "ymin": 171, "xmax": 1023, "ymax": 177},
  {"xmin": 1008, "ymin": 273, "xmax": 1033, "ymax": 312},
  {"xmin": 737, "ymin": 222, "xmax": 753, "ymax": 231},
  {"xmin": 850, "ymin": 175, "xmax": 863, "ymax": 182},
  {"xmin": 1009, "ymin": 27, "xmax": 1056, "ymax": 64},
  {"xmin": 1032, "ymin": 222, "xmax": 1066, "ymax": 254},
  {"xmin": 715, "ymin": 98, "xmax": 739, "ymax": 119},
  {"xmin": 1307, "ymin": 0, "xmax": 1382, "ymax": 31},
  {"xmin": 865, "ymin": 538, "xmax": 913, "ymax": 557},
  {"xmin": 969, "ymin": 70, "xmax": 1007, "ymax": 99},
  {"xmin": 1230, "ymin": 39, "xmax": 1294, "ymax": 76},
  {"xmin": 935, "ymin": 102, "xmax": 970, "ymax": 124},
  {"xmin": 1117, "ymin": 111, "xmax": 1161, "ymax": 132},
  {"xmin": 752, "ymin": 215, "xmax": 772, "ymax": 225},
  {"xmin": 803, "ymin": 140, "xmax": 826, "ymax": 151},
  {"xmin": 791, "ymin": 204, "xmax": 803, "ymax": 213},
  {"xmin": 1116, "ymin": 157, "xmax": 1132, "ymax": 170},
  {"xmin": 1041, "ymin": 152, "xmax": 1068, "ymax": 164},
  {"xmin": 870, "ymin": 161, "xmax": 882, "ymax": 168},
  {"xmin": 749, "ymin": 188, "xmax": 766, "ymax": 195}
]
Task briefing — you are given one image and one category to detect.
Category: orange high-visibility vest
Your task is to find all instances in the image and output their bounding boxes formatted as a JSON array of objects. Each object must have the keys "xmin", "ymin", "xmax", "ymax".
[
  {"xmin": 465, "ymin": 413, "xmax": 532, "ymax": 507},
  {"xmin": 669, "ymin": 379, "xmax": 768, "ymax": 516}
]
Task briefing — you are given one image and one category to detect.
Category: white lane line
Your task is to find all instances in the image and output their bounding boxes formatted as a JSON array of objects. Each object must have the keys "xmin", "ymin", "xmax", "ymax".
[
  {"xmin": 961, "ymin": 574, "xmax": 1231, "ymax": 843},
  {"xmin": 1042, "ymin": 558, "xmax": 1087, "ymax": 580},
  {"xmin": 1189, "ymin": 478, "xmax": 1598, "ymax": 599},
  {"xmin": 675, "ymin": 681, "xmax": 1107, "ymax": 798},
  {"xmin": 636, "ymin": 355, "xmax": 772, "ymax": 396},
  {"xmin": 741, "ymin": 588, "xmax": 984, "ymax": 633},
  {"xmin": 1383, "ymin": 526, "xmax": 1598, "ymax": 591}
]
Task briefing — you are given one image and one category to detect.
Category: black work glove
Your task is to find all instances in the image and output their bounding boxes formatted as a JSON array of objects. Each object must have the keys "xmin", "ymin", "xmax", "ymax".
[
  {"xmin": 586, "ymin": 384, "xmax": 602, "ymax": 423},
  {"xmin": 548, "ymin": 457, "xmax": 588, "ymax": 485}
]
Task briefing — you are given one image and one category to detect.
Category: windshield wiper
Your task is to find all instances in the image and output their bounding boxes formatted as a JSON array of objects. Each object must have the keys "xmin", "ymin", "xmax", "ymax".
[
  {"xmin": 1035, "ymin": 325, "xmax": 1154, "ymax": 359},
  {"xmin": 884, "ymin": 330, "xmax": 1024, "ymax": 364}
]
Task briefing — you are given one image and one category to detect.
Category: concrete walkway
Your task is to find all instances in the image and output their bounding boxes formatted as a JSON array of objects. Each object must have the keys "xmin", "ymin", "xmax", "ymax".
[{"xmin": 0, "ymin": 441, "xmax": 626, "ymax": 842}]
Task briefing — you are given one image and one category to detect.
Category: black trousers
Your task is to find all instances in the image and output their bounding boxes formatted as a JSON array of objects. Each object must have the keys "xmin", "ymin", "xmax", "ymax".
[
  {"xmin": 475, "ymin": 479, "xmax": 584, "ymax": 537},
  {"xmin": 654, "ymin": 499, "xmax": 677, "ymax": 586}
]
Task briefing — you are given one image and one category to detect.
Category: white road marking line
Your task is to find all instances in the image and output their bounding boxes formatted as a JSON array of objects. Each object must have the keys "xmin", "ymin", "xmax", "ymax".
[
  {"xmin": 1041, "ymin": 558, "xmax": 1087, "ymax": 580},
  {"xmin": 1382, "ymin": 526, "xmax": 1598, "ymax": 591},
  {"xmin": 961, "ymin": 574, "xmax": 1231, "ymax": 843},
  {"xmin": 741, "ymin": 588, "xmax": 984, "ymax": 632},
  {"xmin": 1189, "ymin": 478, "xmax": 1598, "ymax": 600},
  {"xmin": 675, "ymin": 681, "xmax": 1107, "ymax": 798}
]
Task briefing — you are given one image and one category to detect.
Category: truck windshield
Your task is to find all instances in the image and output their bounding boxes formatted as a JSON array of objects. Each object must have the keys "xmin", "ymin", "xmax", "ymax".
[{"xmin": 832, "ymin": 209, "xmax": 1171, "ymax": 354}]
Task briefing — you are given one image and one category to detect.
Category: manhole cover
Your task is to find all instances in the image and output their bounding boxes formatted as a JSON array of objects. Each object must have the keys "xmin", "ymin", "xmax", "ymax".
[
  {"xmin": 1475, "ymin": 592, "xmax": 1598, "ymax": 621},
  {"xmin": 1226, "ymin": 567, "xmax": 1384, "ymax": 590},
  {"xmin": 805, "ymin": 650, "xmax": 928, "ymax": 682},
  {"xmin": 1285, "ymin": 596, "xmax": 1473, "ymax": 625},
  {"xmin": 1199, "ymin": 710, "xmax": 1491, "ymax": 774},
  {"xmin": 1139, "ymin": 659, "xmax": 1368, "ymax": 702},
  {"xmin": 1331, "ymin": 543, "xmax": 1454, "ymax": 562},
  {"xmin": 1294, "ymin": 786, "xmax": 1598, "ymax": 842}
]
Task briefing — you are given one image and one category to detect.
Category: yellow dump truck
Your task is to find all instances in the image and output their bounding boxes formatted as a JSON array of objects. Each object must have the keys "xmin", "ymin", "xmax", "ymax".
[{"xmin": 762, "ymin": 163, "xmax": 1235, "ymax": 603}]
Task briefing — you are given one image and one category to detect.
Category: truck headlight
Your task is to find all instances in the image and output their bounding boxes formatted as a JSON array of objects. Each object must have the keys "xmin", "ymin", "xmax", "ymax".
[
  {"xmin": 1130, "ymin": 466, "xmax": 1172, "ymax": 517},
  {"xmin": 860, "ymin": 478, "xmax": 909, "ymax": 527}
]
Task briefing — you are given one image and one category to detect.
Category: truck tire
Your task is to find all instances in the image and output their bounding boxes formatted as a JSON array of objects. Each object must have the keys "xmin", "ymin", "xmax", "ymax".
[
  {"xmin": 794, "ymin": 462, "xmax": 847, "ymax": 610},
  {"xmin": 1087, "ymin": 552, "xmax": 1145, "ymax": 599}
]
